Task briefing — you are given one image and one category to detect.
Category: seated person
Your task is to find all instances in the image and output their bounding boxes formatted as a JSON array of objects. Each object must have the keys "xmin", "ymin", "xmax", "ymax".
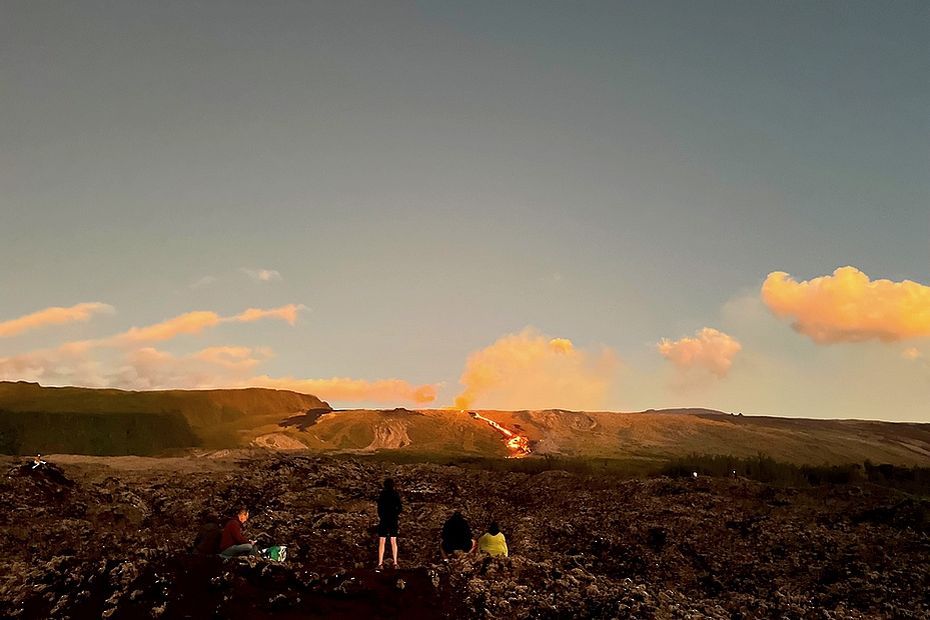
[
  {"xmin": 477, "ymin": 521, "xmax": 508, "ymax": 557},
  {"xmin": 219, "ymin": 506, "xmax": 262, "ymax": 557},
  {"xmin": 441, "ymin": 511, "xmax": 475, "ymax": 558}
]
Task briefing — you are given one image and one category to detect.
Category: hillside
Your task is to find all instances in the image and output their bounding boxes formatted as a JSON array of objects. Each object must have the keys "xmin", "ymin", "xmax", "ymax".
[
  {"xmin": 0, "ymin": 382, "xmax": 329, "ymax": 454},
  {"xmin": 3, "ymin": 383, "xmax": 930, "ymax": 464},
  {"xmin": 270, "ymin": 408, "xmax": 507, "ymax": 455},
  {"xmin": 265, "ymin": 407, "xmax": 930, "ymax": 465},
  {"xmin": 474, "ymin": 409, "xmax": 930, "ymax": 465}
]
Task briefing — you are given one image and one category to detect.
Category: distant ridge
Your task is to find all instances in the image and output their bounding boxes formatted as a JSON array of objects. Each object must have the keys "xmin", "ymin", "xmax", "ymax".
[
  {"xmin": 2, "ymin": 383, "xmax": 929, "ymax": 464},
  {"xmin": 640, "ymin": 407, "xmax": 731, "ymax": 415}
]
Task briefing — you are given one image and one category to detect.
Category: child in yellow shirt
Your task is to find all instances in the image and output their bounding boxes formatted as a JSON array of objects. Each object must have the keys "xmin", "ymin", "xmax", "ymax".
[{"xmin": 477, "ymin": 522, "xmax": 508, "ymax": 557}]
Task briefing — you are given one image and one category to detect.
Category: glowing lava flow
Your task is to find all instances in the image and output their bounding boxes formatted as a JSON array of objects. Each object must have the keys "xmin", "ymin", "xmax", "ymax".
[{"xmin": 466, "ymin": 411, "xmax": 531, "ymax": 458}]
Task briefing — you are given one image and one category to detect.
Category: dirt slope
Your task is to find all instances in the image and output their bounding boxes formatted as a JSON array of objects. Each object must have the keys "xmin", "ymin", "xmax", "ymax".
[{"xmin": 475, "ymin": 409, "xmax": 930, "ymax": 464}]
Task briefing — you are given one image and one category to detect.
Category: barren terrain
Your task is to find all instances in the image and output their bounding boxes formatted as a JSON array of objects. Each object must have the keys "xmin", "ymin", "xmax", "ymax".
[
  {"xmin": 4, "ymin": 383, "xmax": 930, "ymax": 466},
  {"xmin": 1, "ymin": 453, "xmax": 928, "ymax": 619}
]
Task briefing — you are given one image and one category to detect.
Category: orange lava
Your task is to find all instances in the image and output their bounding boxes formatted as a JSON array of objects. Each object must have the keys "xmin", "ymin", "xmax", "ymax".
[{"xmin": 467, "ymin": 411, "xmax": 531, "ymax": 458}]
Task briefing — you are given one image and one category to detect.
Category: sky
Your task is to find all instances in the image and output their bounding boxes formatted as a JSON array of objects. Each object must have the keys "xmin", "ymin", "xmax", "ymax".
[{"xmin": 1, "ymin": 1, "xmax": 928, "ymax": 421}]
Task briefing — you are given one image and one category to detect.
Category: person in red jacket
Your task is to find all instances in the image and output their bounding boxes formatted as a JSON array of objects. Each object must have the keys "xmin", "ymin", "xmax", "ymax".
[{"xmin": 220, "ymin": 506, "xmax": 261, "ymax": 557}]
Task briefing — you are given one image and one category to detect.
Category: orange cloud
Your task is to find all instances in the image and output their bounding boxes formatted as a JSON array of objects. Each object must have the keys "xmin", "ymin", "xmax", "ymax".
[
  {"xmin": 0, "ymin": 340, "xmax": 437, "ymax": 401},
  {"xmin": 0, "ymin": 304, "xmax": 305, "ymax": 388},
  {"xmin": 453, "ymin": 328, "xmax": 618, "ymax": 410},
  {"xmin": 762, "ymin": 266, "xmax": 930, "ymax": 344},
  {"xmin": 0, "ymin": 345, "xmax": 107, "ymax": 386},
  {"xmin": 98, "ymin": 304, "xmax": 303, "ymax": 347},
  {"xmin": 0, "ymin": 302, "xmax": 114, "ymax": 338},
  {"xmin": 658, "ymin": 327, "xmax": 742, "ymax": 377},
  {"xmin": 0, "ymin": 343, "xmax": 269, "ymax": 389},
  {"xmin": 0, "ymin": 303, "xmax": 434, "ymax": 405},
  {"xmin": 108, "ymin": 311, "xmax": 223, "ymax": 345},
  {"xmin": 232, "ymin": 304, "xmax": 303, "ymax": 326},
  {"xmin": 111, "ymin": 346, "xmax": 279, "ymax": 389},
  {"xmin": 247, "ymin": 376, "xmax": 438, "ymax": 405},
  {"xmin": 192, "ymin": 346, "xmax": 272, "ymax": 370}
]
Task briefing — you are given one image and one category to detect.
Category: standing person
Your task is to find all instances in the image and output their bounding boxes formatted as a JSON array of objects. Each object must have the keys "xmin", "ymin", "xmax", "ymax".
[
  {"xmin": 477, "ymin": 521, "xmax": 508, "ymax": 557},
  {"xmin": 376, "ymin": 478, "xmax": 402, "ymax": 569},
  {"xmin": 219, "ymin": 506, "xmax": 262, "ymax": 557},
  {"xmin": 440, "ymin": 511, "xmax": 475, "ymax": 558}
]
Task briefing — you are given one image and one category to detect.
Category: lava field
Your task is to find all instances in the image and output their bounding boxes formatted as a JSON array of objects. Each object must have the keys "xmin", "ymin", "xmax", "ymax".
[{"xmin": 1, "ymin": 453, "xmax": 928, "ymax": 619}]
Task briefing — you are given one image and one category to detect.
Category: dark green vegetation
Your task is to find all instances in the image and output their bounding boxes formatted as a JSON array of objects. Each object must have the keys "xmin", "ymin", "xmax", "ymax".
[
  {"xmin": 0, "ymin": 382, "xmax": 328, "ymax": 454},
  {"xmin": 661, "ymin": 454, "xmax": 930, "ymax": 497},
  {"xmin": 362, "ymin": 452, "xmax": 930, "ymax": 497},
  {"xmin": 0, "ymin": 410, "xmax": 198, "ymax": 456}
]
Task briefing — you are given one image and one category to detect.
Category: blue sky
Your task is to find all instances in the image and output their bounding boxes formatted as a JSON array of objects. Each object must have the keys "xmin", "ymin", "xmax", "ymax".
[{"xmin": 2, "ymin": 1, "xmax": 928, "ymax": 419}]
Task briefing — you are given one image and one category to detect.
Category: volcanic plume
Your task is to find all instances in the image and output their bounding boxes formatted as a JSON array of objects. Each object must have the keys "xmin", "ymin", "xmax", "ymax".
[{"xmin": 453, "ymin": 328, "xmax": 618, "ymax": 411}]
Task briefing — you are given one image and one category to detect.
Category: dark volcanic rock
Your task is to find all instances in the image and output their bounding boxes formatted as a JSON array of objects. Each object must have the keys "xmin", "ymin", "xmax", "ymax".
[
  {"xmin": 278, "ymin": 408, "xmax": 335, "ymax": 432},
  {"xmin": 0, "ymin": 454, "xmax": 928, "ymax": 619}
]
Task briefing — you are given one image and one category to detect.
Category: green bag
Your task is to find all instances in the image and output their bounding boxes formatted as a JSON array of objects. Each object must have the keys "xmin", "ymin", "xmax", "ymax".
[{"xmin": 262, "ymin": 545, "xmax": 287, "ymax": 561}]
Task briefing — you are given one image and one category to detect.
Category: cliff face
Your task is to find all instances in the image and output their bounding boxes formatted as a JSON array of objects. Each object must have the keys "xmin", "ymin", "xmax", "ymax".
[{"xmin": 0, "ymin": 382, "xmax": 329, "ymax": 418}]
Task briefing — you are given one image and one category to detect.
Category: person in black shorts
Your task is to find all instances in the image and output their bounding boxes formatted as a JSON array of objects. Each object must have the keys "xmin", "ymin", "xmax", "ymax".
[
  {"xmin": 376, "ymin": 478, "xmax": 402, "ymax": 569},
  {"xmin": 440, "ymin": 511, "xmax": 475, "ymax": 559}
]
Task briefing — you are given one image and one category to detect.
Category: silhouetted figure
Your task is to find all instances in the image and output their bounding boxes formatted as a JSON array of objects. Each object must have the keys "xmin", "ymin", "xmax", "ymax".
[
  {"xmin": 441, "ymin": 511, "xmax": 475, "ymax": 558},
  {"xmin": 376, "ymin": 478, "xmax": 402, "ymax": 569},
  {"xmin": 193, "ymin": 522, "xmax": 223, "ymax": 555},
  {"xmin": 477, "ymin": 521, "xmax": 508, "ymax": 557},
  {"xmin": 219, "ymin": 506, "xmax": 261, "ymax": 557}
]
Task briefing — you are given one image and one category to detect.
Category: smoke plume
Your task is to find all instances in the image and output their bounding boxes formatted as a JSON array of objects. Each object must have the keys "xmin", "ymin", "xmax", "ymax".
[{"xmin": 453, "ymin": 328, "xmax": 618, "ymax": 411}]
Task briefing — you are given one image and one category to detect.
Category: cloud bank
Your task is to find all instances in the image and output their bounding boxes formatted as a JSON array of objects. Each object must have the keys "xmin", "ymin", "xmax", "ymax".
[
  {"xmin": 248, "ymin": 376, "xmax": 437, "ymax": 405},
  {"xmin": 762, "ymin": 266, "xmax": 930, "ymax": 344},
  {"xmin": 0, "ymin": 303, "xmax": 435, "ymax": 405},
  {"xmin": 454, "ymin": 328, "xmax": 618, "ymax": 411}
]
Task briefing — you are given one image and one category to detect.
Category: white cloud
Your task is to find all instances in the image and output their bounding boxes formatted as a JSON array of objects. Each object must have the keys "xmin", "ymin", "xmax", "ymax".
[
  {"xmin": 241, "ymin": 268, "xmax": 282, "ymax": 282},
  {"xmin": 189, "ymin": 276, "xmax": 217, "ymax": 289}
]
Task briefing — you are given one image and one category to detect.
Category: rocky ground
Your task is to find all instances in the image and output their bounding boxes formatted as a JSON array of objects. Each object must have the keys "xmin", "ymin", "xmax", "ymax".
[{"xmin": 0, "ymin": 453, "xmax": 928, "ymax": 619}]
